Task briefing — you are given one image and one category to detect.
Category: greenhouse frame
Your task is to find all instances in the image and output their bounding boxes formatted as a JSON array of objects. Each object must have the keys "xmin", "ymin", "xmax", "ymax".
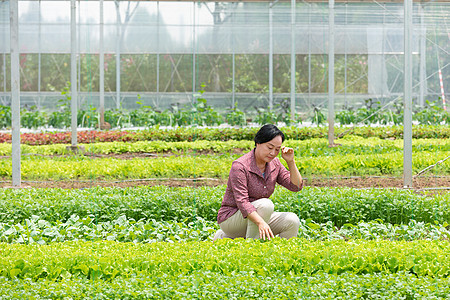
[{"xmin": 1, "ymin": 0, "xmax": 448, "ymax": 112}]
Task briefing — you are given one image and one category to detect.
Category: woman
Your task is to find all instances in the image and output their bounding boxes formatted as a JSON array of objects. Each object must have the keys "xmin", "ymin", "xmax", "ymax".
[{"xmin": 213, "ymin": 124, "xmax": 303, "ymax": 241}]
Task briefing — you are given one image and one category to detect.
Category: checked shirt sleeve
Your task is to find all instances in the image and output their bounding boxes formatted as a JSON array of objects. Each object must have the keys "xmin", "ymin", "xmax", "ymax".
[
  {"xmin": 228, "ymin": 162, "xmax": 257, "ymax": 218},
  {"xmin": 276, "ymin": 161, "xmax": 303, "ymax": 192}
]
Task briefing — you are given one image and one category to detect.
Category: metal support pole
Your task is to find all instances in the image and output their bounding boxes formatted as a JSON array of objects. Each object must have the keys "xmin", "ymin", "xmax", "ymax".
[
  {"xmin": 403, "ymin": 0, "xmax": 413, "ymax": 188},
  {"xmin": 70, "ymin": 0, "xmax": 78, "ymax": 146},
  {"xmin": 10, "ymin": 0, "xmax": 20, "ymax": 187},
  {"xmin": 344, "ymin": 3, "xmax": 347, "ymax": 108},
  {"xmin": 99, "ymin": 0, "xmax": 105, "ymax": 126},
  {"xmin": 419, "ymin": 4, "xmax": 426, "ymax": 107},
  {"xmin": 77, "ymin": 0, "xmax": 81, "ymax": 110},
  {"xmin": 382, "ymin": 4, "xmax": 386, "ymax": 103},
  {"xmin": 2, "ymin": 53, "xmax": 5, "ymax": 104},
  {"xmin": 115, "ymin": 0, "xmax": 121, "ymax": 109},
  {"xmin": 269, "ymin": 3, "xmax": 273, "ymax": 110},
  {"xmin": 344, "ymin": 54, "xmax": 347, "ymax": 107},
  {"xmin": 156, "ymin": 1, "xmax": 160, "ymax": 108},
  {"xmin": 38, "ymin": 0, "xmax": 41, "ymax": 109},
  {"xmin": 308, "ymin": 3, "xmax": 311, "ymax": 107},
  {"xmin": 192, "ymin": 2, "xmax": 196, "ymax": 103},
  {"xmin": 290, "ymin": 0, "xmax": 296, "ymax": 121},
  {"xmin": 2, "ymin": 3, "xmax": 7, "ymax": 105},
  {"xmin": 232, "ymin": 52, "xmax": 235, "ymax": 109},
  {"xmin": 231, "ymin": 6, "xmax": 235, "ymax": 109},
  {"xmin": 328, "ymin": 0, "xmax": 335, "ymax": 146}
]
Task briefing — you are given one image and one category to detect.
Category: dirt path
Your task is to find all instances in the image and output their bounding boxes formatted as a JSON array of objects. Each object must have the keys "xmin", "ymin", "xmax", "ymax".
[{"xmin": 2, "ymin": 176, "xmax": 448, "ymax": 192}]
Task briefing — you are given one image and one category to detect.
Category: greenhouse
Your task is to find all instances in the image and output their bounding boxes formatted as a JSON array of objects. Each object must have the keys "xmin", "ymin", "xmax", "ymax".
[
  {"xmin": 0, "ymin": 0, "xmax": 449, "ymax": 298},
  {"xmin": 1, "ymin": 0, "xmax": 448, "ymax": 114}
]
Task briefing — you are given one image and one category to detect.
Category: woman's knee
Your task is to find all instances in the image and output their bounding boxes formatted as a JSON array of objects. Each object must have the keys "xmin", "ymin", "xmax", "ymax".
[
  {"xmin": 253, "ymin": 198, "xmax": 274, "ymax": 217},
  {"xmin": 285, "ymin": 212, "xmax": 300, "ymax": 229}
]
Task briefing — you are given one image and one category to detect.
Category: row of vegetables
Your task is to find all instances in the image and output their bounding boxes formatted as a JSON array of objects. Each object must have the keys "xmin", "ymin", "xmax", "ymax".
[
  {"xmin": 1, "ymin": 136, "xmax": 449, "ymax": 156},
  {"xmin": 1, "ymin": 186, "xmax": 449, "ymax": 225},
  {"xmin": 1, "ymin": 239, "xmax": 450, "ymax": 299},
  {"xmin": 1, "ymin": 214, "xmax": 449, "ymax": 245},
  {"xmin": 1, "ymin": 125, "xmax": 449, "ymax": 145},
  {"xmin": 1, "ymin": 271, "xmax": 449, "ymax": 299},
  {"xmin": 0, "ymin": 150, "xmax": 449, "ymax": 179}
]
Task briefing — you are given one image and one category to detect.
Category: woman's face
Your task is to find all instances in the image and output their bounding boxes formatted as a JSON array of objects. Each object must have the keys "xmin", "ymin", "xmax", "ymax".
[{"xmin": 255, "ymin": 135, "xmax": 283, "ymax": 164}]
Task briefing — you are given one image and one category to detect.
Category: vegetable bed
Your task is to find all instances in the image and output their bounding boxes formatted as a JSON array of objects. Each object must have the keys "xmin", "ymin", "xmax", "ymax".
[
  {"xmin": 1, "ymin": 239, "xmax": 450, "ymax": 299},
  {"xmin": 1, "ymin": 186, "xmax": 449, "ymax": 226}
]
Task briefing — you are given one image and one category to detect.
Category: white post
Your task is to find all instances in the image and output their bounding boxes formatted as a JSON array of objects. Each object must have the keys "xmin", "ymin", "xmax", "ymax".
[
  {"xmin": 328, "ymin": 0, "xmax": 335, "ymax": 146},
  {"xmin": 232, "ymin": 52, "xmax": 235, "ymax": 109},
  {"xmin": 38, "ymin": 0, "xmax": 41, "ymax": 109},
  {"xmin": 10, "ymin": 0, "xmax": 20, "ymax": 187},
  {"xmin": 231, "ymin": 6, "xmax": 235, "ymax": 109},
  {"xmin": 156, "ymin": 1, "xmax": 160, "ymax": 107},
  {"xmin": 2, "ymin": 0, "xmax": 5, "ymax": 102},
  {"xmin": 192, "ymin": 2, "xmax": 196, "ymax": 103},
  {"xmin": 308, "ymin": 3, "xmax": 311, "ymax": 106},
  {"xmin": 70, "ymin": 0, "xmax": 77, "ymax": 146},
  {"xmin": 290, "ymin": 0, "xmax": 296, "ymax": 121},
  {"xmin": 403, "ymin": 0, "xmax": 413, "ymax": 188},
  {"xmin": 99, "ymin": 0, "xmax": 105, "ymax": 127},
  {"xmin": 2, "ymin": 51, "xmax": 5, "ymax": 104},
  {"xmin": 269, "ymin": 3, "xmax": 273, "ymax": 110},
  {"xmin": 419, "ymin": 4, "xmax": 426, "ymax": 107},
  {"xmin": 115, "ymin": 0, "xmax": 121, "ymax": 109},
  {"xmin": 344, "ymin": 3, "xmax": 347, "ymax": 107}
]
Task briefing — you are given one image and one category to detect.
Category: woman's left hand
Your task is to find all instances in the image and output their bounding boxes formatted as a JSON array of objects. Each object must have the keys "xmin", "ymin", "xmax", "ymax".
[{"xmin": 281, "ymin": 146, "xmax": 295, "ymax": 163}]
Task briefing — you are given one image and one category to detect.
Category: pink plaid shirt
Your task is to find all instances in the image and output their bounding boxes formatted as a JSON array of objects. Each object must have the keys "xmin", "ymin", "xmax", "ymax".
[{"xmin": 217, "ymin": 149, "xmax": 302, "ymax": 224}]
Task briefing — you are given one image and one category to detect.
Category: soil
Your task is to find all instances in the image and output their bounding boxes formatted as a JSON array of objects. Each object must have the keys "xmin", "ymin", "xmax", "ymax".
[{"xmin": 1, "ymin": 176, "xmax": 448, "ymax": 194}]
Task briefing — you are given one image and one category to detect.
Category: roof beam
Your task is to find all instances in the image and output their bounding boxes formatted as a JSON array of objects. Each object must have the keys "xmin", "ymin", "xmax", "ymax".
[{"xmin": 123, "ymin": 0, "xmax": 449, "ymax": 3}]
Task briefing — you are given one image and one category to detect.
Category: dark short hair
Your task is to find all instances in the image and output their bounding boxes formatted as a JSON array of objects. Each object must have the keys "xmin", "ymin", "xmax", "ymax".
[{"xmin": 254, "ymin": 124, "xmax": 285, "ymax": 146}]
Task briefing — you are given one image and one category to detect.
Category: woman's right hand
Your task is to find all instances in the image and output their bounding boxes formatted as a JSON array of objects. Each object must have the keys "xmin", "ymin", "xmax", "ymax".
[
  {"xmin": 258, "ymin": 221, "xmax": 274, "ymax": 240},
  {"xmin": 247, "ymin": 211, "xmax": 275, "ymax": 240}
]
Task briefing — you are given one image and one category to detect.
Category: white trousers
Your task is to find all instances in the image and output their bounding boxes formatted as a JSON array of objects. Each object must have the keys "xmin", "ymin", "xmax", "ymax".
[{"xmin": 213, "ymin": 198, "xmax": 300, "ymax": 241}]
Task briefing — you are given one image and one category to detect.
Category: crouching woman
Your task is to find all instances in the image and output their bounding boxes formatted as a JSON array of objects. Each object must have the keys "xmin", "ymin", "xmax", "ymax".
[{"xmin": 213, "ymin": 124, "xmax": 303, "ymax": 241}]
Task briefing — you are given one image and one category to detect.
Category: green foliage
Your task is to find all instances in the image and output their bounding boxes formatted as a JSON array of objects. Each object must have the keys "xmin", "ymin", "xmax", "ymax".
[
  {"xmin": 47, "ymin": 82, "xmax": 72, "ymax": 128},
  {"xmin": 78, "ymin": 105, "xmax": 98, "ymax": 128},
  {"xmin": 105, "ymin": 108, "xmax": 132, "ymax": 128},
  {"xmin": 336, "ymin": 99, "xmax": 395, "ymax": 126},
  {"xmin": 1, "ymin": 272, "xmax": 450, "ymax": 299},
  {"xmin": 190, "ymin": 84, "xmax": 224, "ymax": 126},
  {"xmin": 0, "ymin": 215, "xmax": 217, "ymax": 244},
  {"xmin": 1, "ymin": 125, "xmax": 450, "ymax": 144},
  {"xmin": 129, "ymin": 97, "xmax": 162, "ymax": 127},
  {"xmin": 232, "ymin": 71, "xmax": 268, "ymax": 94},
  {"xmin": 5, "ymin": 99, "xmax": 448, "ymax": 130},
  {"xmin": 225, "ymin": 105, "xmax": 247, "ymax": 126},
  {"xmin": 1, "ymin": 136, "xmax": 448, "ymax": 157},
  {"xmin": 254, "ymin": 108, "xmax": 278, "ymax": 125},
  {"xmin": 298, "ymin": 219, "xmax": 450, "ymax": 241},
  {"xmin": 1, "ymin": 239, "xmax": 450, "ymax": 282},
  {"xmin": 415, "ymin": 99, "xmax": 450, "ymax": 125},
  {"xmin": 1, "ymin": 215, "xmax": 449, "ymax": 245},
  {"xmin": 20, "ymin": 106, "xmax": 47, "ymax": 129},
  {"xmin": 336, "ymin": 98, "xmax": 450, "ymax": 126},
  {"xmin": 310, "ymin": 104, "xmax": 327, "ymax": 125},
  {"xmin": 0, "ymin": 105, "xmax": 11, "ymax": 129},
  {"xmin": 336, "ymin": 107, "xmax": 356, "ymax": 125},
  {"xmin": 0, "ymin": 147, "xmax": 448, "ymax": 179},
  {"xmin": 0, "ymin": 186, "xmax": 449, "ymax": 227}
]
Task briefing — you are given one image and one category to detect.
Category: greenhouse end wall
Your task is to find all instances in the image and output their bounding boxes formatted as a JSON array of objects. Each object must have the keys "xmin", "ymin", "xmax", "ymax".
[{"xmin": 0, "ymin": 0, "xmax": 448, "ymax": 122}]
